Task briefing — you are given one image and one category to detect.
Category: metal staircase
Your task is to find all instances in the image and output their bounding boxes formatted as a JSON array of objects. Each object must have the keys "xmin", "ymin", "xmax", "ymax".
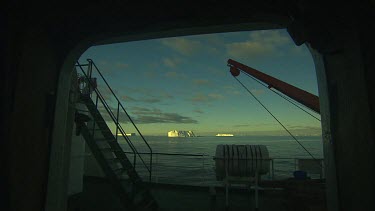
[{"xmin": 75, "ymin": 59, "xmax": 157, "ymax": 210}]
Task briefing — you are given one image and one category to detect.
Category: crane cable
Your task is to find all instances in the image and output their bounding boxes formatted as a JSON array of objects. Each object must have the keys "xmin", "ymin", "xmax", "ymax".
[
  {"xmin": 232, "ymin": 75, "xmax": 322, "ymax": 168},
  {"xmin": 242, "ymin": 71, "xmax": 321, "ymax": 122}
]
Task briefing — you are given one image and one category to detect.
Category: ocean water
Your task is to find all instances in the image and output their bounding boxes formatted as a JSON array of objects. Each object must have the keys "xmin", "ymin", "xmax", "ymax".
[{"xmin": 118, "ymin": 135, "xmax": 323, "ymax": 186}]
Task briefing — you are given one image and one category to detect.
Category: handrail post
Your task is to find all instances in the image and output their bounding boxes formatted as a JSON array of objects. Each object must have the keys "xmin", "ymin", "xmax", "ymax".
[
  {"xmin": 202, "ymin": 154, "xmax": 207, "ymax": 184},
  {"xmin": 149, "ymin": 152, "xmax": 152, "ymax": 182},
  {"xmin": 95, "ymin": 94, "xmax": 99, "ymax": 109},
  {"xmin": 155, "ymin": 154, "xmax": 158, "ymax": 183},
  {"xmin": 87, "ymin": 59, "xmax": 93, "ymax": 98},
  {"xmin": 321, "ymin": 159, "xmax": 324, "ymax": 179},
  {"xmin": 133, "ymin": 151, "xmax": 137, "ymax": 169},
  {"xmin": 202, "ymin": 154, "xmax": 204, "ymax": 183},
  {"xmin": 115, "ymin": 102, "xmax": 120, "ymax": 142},
  {"xmin": 271, "ymin": 159, "xmax": 274, "ymax": 180},
  {"xmin": 92, "ymin": 94, "xmax": 99, "ymax": 136},
  {"xmin": 87, "ymin": 59, "xmax": 93, "ymax": 80}
]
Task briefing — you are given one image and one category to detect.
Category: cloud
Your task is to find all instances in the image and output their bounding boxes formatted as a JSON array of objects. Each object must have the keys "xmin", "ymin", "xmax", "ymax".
[
  {"xmin": 165, "ymin": 71, "xmax": 187, "ymax": 79},
  {"xmin": 93, "ymin": 95, "xmax": 192, "ymax": 125},
  {"xmin": 119, "ymin": 88, "xmax": 174, "ymax": 103},
  {"xmin": 189, "ymin": 93, "xmax": 225, "ymax": 102},
  {"xmin": 159, "ymin": 92, "xmax": 174, "ymax": 99},
  {"xmin": 273, "ymin": 125, "xmax": 322, "ymax": 136},
  {"xmin": 222, "ymin": 85, "xmax": 241, "ymax": 95},
  {"xmin": 227, "ymin": 41, "xmax": 269, "ymax": 57},
  {"xmin": 161, "ymin": 37, "xmax": 201, "ymax": 55},
  {"xmin": 119, "ymin": 86, "xmax": 174, "ymax": 99},
  {"xmin": 96, "ymin": 104, "xmax": 131, "ymax": 123},
  {"xmin": 227, "ymin": 90, "xmax": 242, "ymax": 95},
  {"xmin": 233, "ymin": 124, "xmax": 251, "ymax": 127},
  {"xmin": 97, "ymin": 105, "xmax": 114, "ymax": 121},
  {"xmin": 286, "ymin": 125, "xmax": 321, "ymax": 130},
  {"xmin": 207, "ymin": 93, "xmax": 224, "ymax": 100},
  {"xmin": 121, "ymin": 95, "xmax": 161, "ymax": 103},
  {"xmin": 96, "ymin": 86, "xmax": 118, "ymax": 102},
  {"xmin": 251, "ymin": 30, "xmax": 290, "ymax": 46},
  {"xmin": 226, "ymin": 30, "xmax": 291, "ymax": 59},
  {"xmin": 136, "ymin": 114, "xmax": 197, "ymax": 124},
  {"xmin": 190, "ymin": 94, "xmax": 208, "ymax": 102},
  {"xmin": 91, "ymin": 61, "xmax": 128, "ymax": 74},
  {"xmin": 96, "ymin": 104, "xmax": 199, "ymax": 125},
  {"xmin": 288, "ymin": 126, "xmax": 322, "ymax": 136},
  {"xmin": 129, "ymin": 107, "xmax": 198, "ymax": 124},
  {"xmin": 250, "ymin": 89, "xmax": 265, "ymax": 96},
  {"xmin": 98, "ymin": 60, "xmax": 108, "ymax": 65},
  {"xmin": 120, "ymin": 87, "xmax": 154, "ymax": 95},
  {"xmin": 207, "ymin": 68, "xmax": 226, "ymax": 77},
  {"xmin": 130, "ymin": 106, "xmax": 153, "ymax": 114},
  {"xmin": 121, "ymin": 95, "xmax": 137, "ymax": 102},
  {"xmin": 141, "ymin": 98, "xmax": 161, "ymax": 103},
  {"xmin": 201, "ymin": 34, "xmax": 223, "ymax": 46},
  {"xmin": 193, "ymin": 109, "xmax": 204, "ymax": 114},
  {"xmin": 115, "ymin": 62, "xmax": 129, "ymax": 69},
  {"xmin": 232, "ymin": 123, "xmax": 275, "ymax": 128},
  {"xmin": 143, "ymin": 70, "xmax": 157, "ymax": 78},
  {"xmin": 163, "ymin": 57, "xmax": 183, "ymax": 68},
  {"xmin": 192, "ymin": 79, "xmax": 211, "ymax": 85}
]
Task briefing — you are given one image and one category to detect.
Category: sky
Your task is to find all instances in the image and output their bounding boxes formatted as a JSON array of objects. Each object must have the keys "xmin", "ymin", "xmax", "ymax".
[{"xmin": 78, "ymin": 29, "xmax": 322, "ymax": 136}]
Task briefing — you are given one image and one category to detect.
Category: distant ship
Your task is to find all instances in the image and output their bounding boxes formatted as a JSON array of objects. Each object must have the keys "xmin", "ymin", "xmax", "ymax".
[
  {"xmin": 168, "ymin": 130, "xmax": 196, "ymax": 137},
  {"xmin": 216, "ymin": 133, "xmax": 234, "ymax": 137}
]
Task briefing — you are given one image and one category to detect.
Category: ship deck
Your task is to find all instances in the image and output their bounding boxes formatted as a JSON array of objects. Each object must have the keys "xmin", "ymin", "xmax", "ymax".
[{"xmin": 68, "ymin": 176, "xmax": 326, "ymax": 211}]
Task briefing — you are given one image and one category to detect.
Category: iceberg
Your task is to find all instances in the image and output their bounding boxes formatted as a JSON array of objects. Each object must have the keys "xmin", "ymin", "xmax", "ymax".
[
  {"xmin": 215, "ymin": 133, "xmax": 234, "ymax": 137},
  {"xmin": 168, "ymin": 130, "xmax": 196, "ymax": 137}
]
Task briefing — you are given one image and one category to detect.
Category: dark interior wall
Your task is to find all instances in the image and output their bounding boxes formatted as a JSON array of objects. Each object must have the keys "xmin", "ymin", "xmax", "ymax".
[
  {"xmin": 1, "ymin": 1, "xmax": 375, "ymax": 211},
  {"xmin": 360, "ymin": 13, "xmax": 375, "ymax": 136},
  {"xmin": 2, "ymin": 27, "xmax": 60, "ymax": 210},
  {"xmin": 352, "ymin": 7, "xmax": 375, "ymax": 209},
  {"xmin": 324, "ymin": 31, "xmax": 375, "ymax": 211},
  {"xmin": 288, "ymin": 4, "xmax": 375, "ymax": 210}
]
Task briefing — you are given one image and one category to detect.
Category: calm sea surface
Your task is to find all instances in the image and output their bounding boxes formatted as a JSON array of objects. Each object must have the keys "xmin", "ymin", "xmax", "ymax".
[{"xmin": 119, "ymin": 135, "xmax": 323, "ymax": 186}]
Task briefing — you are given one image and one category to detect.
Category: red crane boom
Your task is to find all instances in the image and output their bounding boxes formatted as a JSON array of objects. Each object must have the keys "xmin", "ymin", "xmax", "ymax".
[{"xmin": 228, "ymin": 59, "xmax": 320, "ymax": 114}]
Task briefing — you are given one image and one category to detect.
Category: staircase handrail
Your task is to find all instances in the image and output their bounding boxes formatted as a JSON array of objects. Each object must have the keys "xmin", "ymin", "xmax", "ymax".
[
  {"xmin": 75, "ymin": 63, "xmax": 138, "ymax": 156},
  {"xmin": 75, "ymin": 60, "xmax": 153, "ymax": 180}
]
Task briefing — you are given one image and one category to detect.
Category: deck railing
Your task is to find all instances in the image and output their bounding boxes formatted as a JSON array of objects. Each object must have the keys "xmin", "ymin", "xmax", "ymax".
[{"xmin": 120, "ymin": 151, "xmax": 324, "ymax": 186}]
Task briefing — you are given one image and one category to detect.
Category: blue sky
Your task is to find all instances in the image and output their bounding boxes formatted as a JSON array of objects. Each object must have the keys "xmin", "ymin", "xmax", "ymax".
[{"xmin": 79, "ymin": 29, "xmax": 321, "ymax": 136}]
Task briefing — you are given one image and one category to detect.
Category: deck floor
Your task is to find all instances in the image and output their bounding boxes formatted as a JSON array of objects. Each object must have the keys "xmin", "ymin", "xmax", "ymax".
[
  {"xmin": 150, "ymin": 182, "xmax": 287, "ymax": 211},
  {"xmin": 68, "ymin": 177, "xmax": 325, "ymax": 211}
]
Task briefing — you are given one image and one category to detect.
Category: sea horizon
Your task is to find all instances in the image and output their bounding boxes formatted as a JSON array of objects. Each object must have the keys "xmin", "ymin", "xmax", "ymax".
[{"xmin": 118, "ymin": 134, "xmax": 323, "ymax": 138}]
